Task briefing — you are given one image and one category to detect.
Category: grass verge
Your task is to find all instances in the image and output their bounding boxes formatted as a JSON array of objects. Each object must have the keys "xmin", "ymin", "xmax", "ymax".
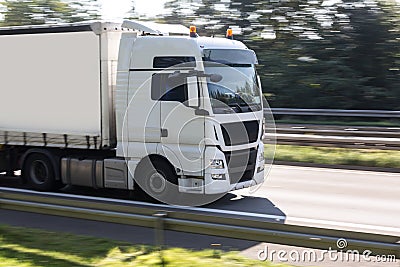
[
  {"xmin": 0, "ymin": 224, "xmax": 291, "ymax": 267},
  {"xmin": 272, "ymin": 145, "xmax": 400, "ymax": 169}
]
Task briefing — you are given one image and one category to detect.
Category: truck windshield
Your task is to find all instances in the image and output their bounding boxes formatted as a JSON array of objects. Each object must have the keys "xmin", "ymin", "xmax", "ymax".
[{"xmin": 203, "ymin": 49, "xmax": 262, "ymax": 114}]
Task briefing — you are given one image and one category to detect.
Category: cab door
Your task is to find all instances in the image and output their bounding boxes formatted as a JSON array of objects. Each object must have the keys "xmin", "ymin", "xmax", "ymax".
[{"xmin": 153, "ymin": 72, "xmax": 206, "ymax": 177}]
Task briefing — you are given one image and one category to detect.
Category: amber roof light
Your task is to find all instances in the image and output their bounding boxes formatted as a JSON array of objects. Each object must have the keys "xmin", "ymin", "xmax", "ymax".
[
  {"xmin": 226, "ymin": 28, "xmax": 233, "ymax": 39},
  {"xmin": 190, "ymin": 26, "xmax": 197, "ymax": 38}
]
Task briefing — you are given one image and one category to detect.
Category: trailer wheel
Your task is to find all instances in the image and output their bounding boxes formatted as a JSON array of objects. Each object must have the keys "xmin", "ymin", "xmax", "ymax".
[
  {"xmin": 135, "ymin": 158, "xmax": 178, "ymax": 203},
  {"xmin": 23, "ymin": 153, "xmax": 58, "ymax": 191}
]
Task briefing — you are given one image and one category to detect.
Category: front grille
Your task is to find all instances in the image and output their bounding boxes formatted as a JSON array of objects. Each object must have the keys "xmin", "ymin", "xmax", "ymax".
[
  {"xmin": 221, "ymin": 120, "xmax": 259, "ymax": 146},
  {"xmin": 224, "ymin": 148, "xmax": 257, "ymax": 184}
]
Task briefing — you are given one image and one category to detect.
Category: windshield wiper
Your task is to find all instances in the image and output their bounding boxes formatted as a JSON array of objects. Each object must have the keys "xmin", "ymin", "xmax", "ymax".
[
  {"xmin": 248, "ymin": 103, "xmax": 262, "ymax": 111},
  {"xmin": 227, "ymin": 103, "xmax": 243, "ymax": 113},
  {"xmin": 239, "ymin": 102, "xmax": 262, "ymax": 111}
]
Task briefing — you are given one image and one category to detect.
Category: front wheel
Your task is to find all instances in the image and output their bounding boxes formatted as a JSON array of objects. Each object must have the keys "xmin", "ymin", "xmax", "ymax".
[
  {"xmin": 133, "ymin": 158, "xmax": 227, "ymax": 206},
  {"xmin": 135, "ymin": 159, "xmax": 179, "ymax": 203}
]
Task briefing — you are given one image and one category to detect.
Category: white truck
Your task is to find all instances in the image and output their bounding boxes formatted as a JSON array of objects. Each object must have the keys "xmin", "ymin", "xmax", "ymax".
[{"xmin": 0, "ymin": 21, "xmax": 265, "ymax": 205}]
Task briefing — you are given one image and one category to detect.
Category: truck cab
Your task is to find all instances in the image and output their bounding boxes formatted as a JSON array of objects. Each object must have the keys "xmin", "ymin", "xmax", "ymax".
[{"xmin": 116, "ymin": 21, "xmax": 265, "ymax": 205}]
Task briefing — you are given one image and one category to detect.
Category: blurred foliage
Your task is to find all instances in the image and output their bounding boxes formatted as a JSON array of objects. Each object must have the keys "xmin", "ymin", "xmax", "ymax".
[
  {"xmin": 161, "ymin": 0, "xmax": 400, "ymax": 110},
  {"xmin": 1, "ymin": 0, "xmax": 398, "ymax": 110},
  {"xmin": 0, "ymin": 0, "xmax": 100, "ymax": 26}
]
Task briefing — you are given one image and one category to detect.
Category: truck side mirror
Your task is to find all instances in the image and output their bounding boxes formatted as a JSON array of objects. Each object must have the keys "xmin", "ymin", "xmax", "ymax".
[{"xmin": 187, "ymin": 76, "xmax": 199, "ymax": 108}]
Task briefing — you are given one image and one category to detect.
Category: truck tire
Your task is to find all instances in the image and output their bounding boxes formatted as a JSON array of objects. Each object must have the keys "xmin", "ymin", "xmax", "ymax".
[
  {"xmin": 135, "ymin": 159, "xmax": 178, "ymax": 203},
  {"xmin": 23, "ymin": 153, "xmax": 59, "ymax": 191}
]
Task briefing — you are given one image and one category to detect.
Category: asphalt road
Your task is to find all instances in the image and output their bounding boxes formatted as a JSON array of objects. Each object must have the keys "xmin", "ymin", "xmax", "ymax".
[
  {"xmin": 1, "ymin": 165, "xmax": 399, "ymax": 266},
  {"xmin": 2, "ymin": 165, "xmax": 399, "ymax": 235},
  {"xmin": 208, "ymin": 165, "xmax": 400, "ymax": 237}
]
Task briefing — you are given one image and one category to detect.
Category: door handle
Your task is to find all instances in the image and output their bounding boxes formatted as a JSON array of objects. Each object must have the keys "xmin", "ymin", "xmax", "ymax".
[{"xmin": 161, "ymin": 128, "xmax": 168, "ymax": 137}]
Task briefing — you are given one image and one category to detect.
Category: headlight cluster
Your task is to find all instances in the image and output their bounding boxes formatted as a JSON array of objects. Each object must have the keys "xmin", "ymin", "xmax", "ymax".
[
  {"xmin": 262, "ymin": 117, "xmax": 266, "ymax": 139},
  {"xmin": 211, "ymin": 173, "xmax": 225, "ymax": 180},
  {"xmin": 258, "ymin": 148, "xmax": 264, "ymax": 162},
  {"xmin": 210, "ymin": 159, "xmax": 224, "ymax": 169}
]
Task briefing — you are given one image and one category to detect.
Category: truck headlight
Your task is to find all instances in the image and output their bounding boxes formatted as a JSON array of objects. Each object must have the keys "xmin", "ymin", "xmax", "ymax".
[
  {"xmin": 211, "ymin": 174, "xmax": 226, "ymax": 180},
  {"xmin": 262, "ymin": 117, "xmax": 266, "ymax": 139},
  {"xmin": 210, "ymin": 159, "xmax": 224, "ymax": 169},
  {"xmin": 258, "ymin": 148, "xmax": 264, "ymax": 162}
]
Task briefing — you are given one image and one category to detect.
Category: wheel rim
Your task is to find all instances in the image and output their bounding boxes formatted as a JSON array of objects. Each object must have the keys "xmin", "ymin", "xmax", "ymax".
[
  {"xmin": 149, "ymin": 172, "xmax": 167, "ymax": 193},
  {"xmin": 30, "ymin": 160, "xmax": 49, "ymax": 185}
]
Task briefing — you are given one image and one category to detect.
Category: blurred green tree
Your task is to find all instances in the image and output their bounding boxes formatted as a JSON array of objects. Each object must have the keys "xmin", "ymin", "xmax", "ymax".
[
  {"xmin": 0, "ymin": 0, "xmax": 100, "ymax": 26},
  {"xmin": 161, "ymin": 0, "xmax": 400, "ymax": 110},
  {"xmin": 125, "ymin": 0, "xmax": 139, "ymax": 20}
]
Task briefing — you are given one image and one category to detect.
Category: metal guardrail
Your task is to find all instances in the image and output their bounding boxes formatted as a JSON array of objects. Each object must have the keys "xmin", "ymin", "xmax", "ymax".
[
  {"xmin": 267, "ymin": 124, "xmax": 400, "ymax": 150},
  {"xmin": 262, "ymin": 107, "xmax": 400, "ymax": 149},
  {"xmin": 276, "ymin": 125, "xmax": 400, "ymax": 137},
  {"xmin": 0, "ymin": 187, "xmax": 399, "ymax": 258},
  {"xmin": 269, "ymin": 108, "xmax": 400, "ymax": 118},
  {"xmin": 273, "ymin": 134, "xmax": 400, "ymax": 150}
]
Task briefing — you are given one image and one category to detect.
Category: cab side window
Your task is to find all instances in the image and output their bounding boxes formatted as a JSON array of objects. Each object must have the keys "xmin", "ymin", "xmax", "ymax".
[
  {"xmin": 151, "ymin": 56, "xmax": 195, "ymax": 103},
  {"xmin": 153, "ymin": 56, "xmax": 195, "ymax": 69},
  {"xmin": 151, "ymin": 73, "xmax": 187, "ymax": 103}
]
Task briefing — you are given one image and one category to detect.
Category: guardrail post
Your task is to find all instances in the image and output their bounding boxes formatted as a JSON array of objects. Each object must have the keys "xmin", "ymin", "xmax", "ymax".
[{"xmin": 154, "ymin": 211, "xmax": 167, "ymax": 267}]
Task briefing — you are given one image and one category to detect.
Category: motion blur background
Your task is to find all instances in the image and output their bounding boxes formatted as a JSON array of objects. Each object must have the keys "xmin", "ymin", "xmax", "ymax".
[{"xmin": 1, "ymin": 0, "xmax": 399, "ymax": 112}]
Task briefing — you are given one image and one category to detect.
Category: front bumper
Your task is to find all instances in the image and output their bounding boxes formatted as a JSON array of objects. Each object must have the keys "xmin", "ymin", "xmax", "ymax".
[{"xmin": 204, "ymin": 143, "xmax": 265, "ymax": 194}]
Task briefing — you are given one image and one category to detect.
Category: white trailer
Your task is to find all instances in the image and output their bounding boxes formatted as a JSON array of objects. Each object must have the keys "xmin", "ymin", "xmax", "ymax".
[
  {"xmin": 0, "ymin": 22, "xmax": 119, "ymax": 149},
  {"xmin": 0, "ymin": 21, "xmax": 265, "ymax": 205}
]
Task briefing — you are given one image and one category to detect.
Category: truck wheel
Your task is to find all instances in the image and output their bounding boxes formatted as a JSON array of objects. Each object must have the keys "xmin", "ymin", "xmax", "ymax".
[
  {"xmin": 136, "ymin": 159, "xmax": 178, "ymax": 203},
  {"xmin": 23, "ymin": 153, "xmax": 58, "ymax": 191}
]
